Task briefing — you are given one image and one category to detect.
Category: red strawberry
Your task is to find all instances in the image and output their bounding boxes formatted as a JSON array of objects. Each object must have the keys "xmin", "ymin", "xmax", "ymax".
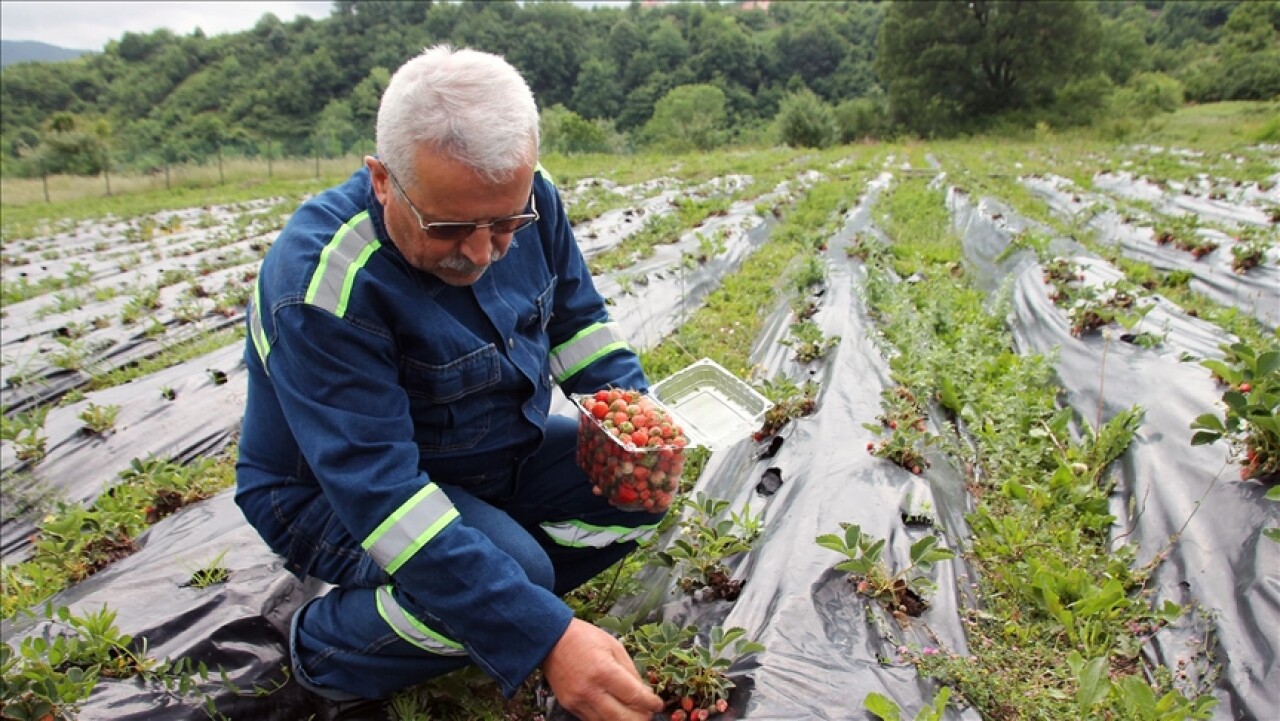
[
  {"xmin": 715, "ymin": 698, "xmax": 729, "ymax": 713},
  {"xmin": 681, "ymin": 697, "xmax": 695, "ymax": 712},
  {"xmin": 671, "ymin": 712, "xmax": 687, "ymax": 721},
  {"xmin": 615, "ymin": 485, "xmax": 637, "ymax": 505}
]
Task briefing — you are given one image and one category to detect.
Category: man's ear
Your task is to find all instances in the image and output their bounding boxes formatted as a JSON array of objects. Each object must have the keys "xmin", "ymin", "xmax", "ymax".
[{"xmin": 366, "ymin": 156, "xmax": 391, "ymax": 205}]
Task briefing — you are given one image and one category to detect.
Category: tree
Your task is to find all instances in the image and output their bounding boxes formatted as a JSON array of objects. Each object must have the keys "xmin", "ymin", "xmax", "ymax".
[
  {"xmin": 877, "ymin": 1, "xmax": 1102, "ymax": 135},
  {"xmin": 775, "ymin": 88, "xmax": 839, "ymax": 148},
  {"xmin": 572, "ymin": 59, "xmax": 624, "ymax": 120},
  {"xmin": 640, "ymin": 83, "xmax": 727, "ymax": 152}
]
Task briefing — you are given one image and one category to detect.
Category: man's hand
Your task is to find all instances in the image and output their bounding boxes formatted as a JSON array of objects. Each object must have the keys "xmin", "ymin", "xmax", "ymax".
[{"xmin": 542, "ymin": 618, "xmax": 664, "ymax": 721}]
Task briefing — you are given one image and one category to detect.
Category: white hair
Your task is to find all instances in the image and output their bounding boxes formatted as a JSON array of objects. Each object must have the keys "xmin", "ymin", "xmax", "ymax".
[{"xmin": 376, "ymin": 45, "xmax": 539, "ymax": 186}]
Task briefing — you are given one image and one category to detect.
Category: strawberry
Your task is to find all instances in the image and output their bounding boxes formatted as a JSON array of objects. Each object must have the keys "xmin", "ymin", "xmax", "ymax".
[
  {"xmin": 715, "ymin": 698, "xmax": 729, "ymax": 713},
  {"xmin": 671, "ymin": 712, "xmax": 687, "ymax": 721},
  {"xmin": 681, "ymin": 697, "xmax": 695, "ymax": 713}
]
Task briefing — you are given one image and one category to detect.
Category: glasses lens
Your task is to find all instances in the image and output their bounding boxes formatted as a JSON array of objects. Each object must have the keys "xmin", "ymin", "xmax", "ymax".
[
  {"xmin": 491, "ymin": 215, "xmax": 537, "ymax": 235},
  {"xmin": 424, "ymin": 223, "xmax": 479, "ymax": 242}
]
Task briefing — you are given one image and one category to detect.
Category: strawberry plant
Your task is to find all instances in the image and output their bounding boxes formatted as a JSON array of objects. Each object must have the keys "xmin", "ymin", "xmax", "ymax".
[
  {"xmin": 78, "ymin": 403, "xmax": 121, "ymax": 437},
  {"xmin": 780, "ymin": 319, "xmax": 839, "ymax": 363},
  {"xmin": 575, "ymin": 389, "xmax": 688, "ymax": 512},
  {"xmin": 1, "ymin": 405, "xmax": 50, "ymax": 463},
  {"xmin": 655, "ymin": 493, "xmax": 760, "ymax": 601},
  {"xmin": 611, "ymin": 620, "xmax": 763, "ymax": 719},
  {"xmin": 1228, "ymin": 227, "xmax": 1271, "ymax": 274},
  {"xmin": 1191, "ymin": 341, "xmax": 1280, "ymax": 480},
  {"xmin": 864, "ymin": 385, "xmax": 933, "ymax": 474},
  {"xmin": 752, "ymin": 374, "xmax": 818, "ymax": 439},
  {"xmin": 816, "ymin": 523, "xmax": 954, "ymax": 618}
]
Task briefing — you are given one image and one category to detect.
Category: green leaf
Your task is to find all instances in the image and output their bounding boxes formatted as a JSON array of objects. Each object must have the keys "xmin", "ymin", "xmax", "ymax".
[
  {"xmin": 863, "ymin": 692, "xmax": 902, "ymax": 721},
  {"xmin": 816, "ymin": 534, "xmax": 851, "ymax": 555},
  {"xmin": 1189, "ymin": 430, "xmax": 1222, "ymax": 446},
  {"xmin": 1074, "ymin": 655, "xmax": 1111, "ymax": 711},
  {"xmin": 1263, "ymin": 528, "xmax": 1280, "ymax": 543},
  {"xmin": 909, "ymin": 536, "xmax": 938, "ymax": 565},
  {"xmin": 1223, "ymin": 390, "xmax": 1247, "ymax": 413},
  {"xmin": 939, "ymin": 376, "xmax": 961, "ymax": 413},
  {"xmin": 1255, "ymin": 350, "xmax": 1279, "ymax": 377},
  {"xmin": 1189, "ymin": 413, "xmax": 1224, "ymax": 432},
  {"xmin": 1265, "ymin": 486, "xmax": 1280, "ymax": 502}
]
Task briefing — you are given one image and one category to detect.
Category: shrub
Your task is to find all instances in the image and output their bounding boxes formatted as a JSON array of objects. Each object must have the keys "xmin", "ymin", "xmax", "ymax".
[
  {"xmin": 775, "ymin": 88, "xmax": 838, "ymax": 149},
  {"xmin": 834, "ymin": 97, "xmax": 889, "ymax": 142}
]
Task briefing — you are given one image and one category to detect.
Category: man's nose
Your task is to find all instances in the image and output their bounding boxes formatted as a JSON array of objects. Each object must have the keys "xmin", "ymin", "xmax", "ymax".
[{"xmin": 458, "ymin": 228, "xmax": 493, "ymax": 266}]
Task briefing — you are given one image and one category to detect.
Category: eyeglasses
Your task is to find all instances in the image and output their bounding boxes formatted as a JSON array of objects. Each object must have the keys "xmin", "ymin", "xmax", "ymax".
[{"xmin": 381, "ymin": 162, "xmax": 539, "ymax": 243}]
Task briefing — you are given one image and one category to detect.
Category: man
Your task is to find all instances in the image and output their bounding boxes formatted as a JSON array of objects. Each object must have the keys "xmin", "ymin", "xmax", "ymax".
[{"xmin": 235, "ymin": 45, "xmax": 665, "ymax": 721}]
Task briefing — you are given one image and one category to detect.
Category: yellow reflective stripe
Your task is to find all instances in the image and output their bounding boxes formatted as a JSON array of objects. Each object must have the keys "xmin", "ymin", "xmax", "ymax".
[
  {"xmin": 535, "ymin": 162, "xmax": 554, "ymax": 186},
  {"xmin": 304, "ymin": 212, "xmax": 380, "ymax": 318},
  {"xmin": 540, "ymin": 519, "xmax": 660, "ymax": 549},
  {"xmin": 362, "ymin": 484, "xmax": 459, "ymax": 574},
  {"xmin": 375, "ymin": 586, "xmax": 467, "ymax": 656},
  {"xmin": 549, "ymin": 322, "xmax": 629, "ymax": 382},
  {"xmin": 249, "ymin": 278, "xmax": 270, "ymax": 370}
]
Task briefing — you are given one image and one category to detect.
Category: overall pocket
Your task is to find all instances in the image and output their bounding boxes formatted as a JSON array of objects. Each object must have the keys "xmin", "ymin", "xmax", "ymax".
[{"xmin": 401, "ymin": 344, "xmax": 501, "ymax": 452}]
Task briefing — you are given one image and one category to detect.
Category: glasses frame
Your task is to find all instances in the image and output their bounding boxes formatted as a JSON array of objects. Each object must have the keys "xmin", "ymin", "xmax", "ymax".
[{"xmin": 381, "ymin": 161, "xmax": 539, "ymax": 242}]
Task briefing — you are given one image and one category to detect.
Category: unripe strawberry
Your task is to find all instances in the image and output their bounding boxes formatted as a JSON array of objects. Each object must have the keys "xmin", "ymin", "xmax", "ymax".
[{"xmin": 1239, "ymin": 382, "xmax": 1252, "ymax": 392}]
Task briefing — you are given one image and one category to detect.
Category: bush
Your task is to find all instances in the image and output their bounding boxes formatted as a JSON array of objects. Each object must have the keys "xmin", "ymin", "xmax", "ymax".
[
  {"xmin": 1050, "ymin": 73, "xmax": 1116, "ymax": 128},
  {"xmin": 834, "ymin": 97, "xmax": 889, "ymax": 142},
  {"xmin": 775, "ymin": 88, "xmax": 838, "ymax": 149},
  {"xmin": 540, "ymin": 104, "xmax": 622, "ymax": 155},
  {"xmin": 1111, "ymin": 72, "xmax": 1185, "ymax": 120}
]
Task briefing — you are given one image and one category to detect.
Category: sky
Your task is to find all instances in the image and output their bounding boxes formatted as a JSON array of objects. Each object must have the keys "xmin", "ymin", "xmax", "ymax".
[{"xmin": 0, "ymin": 1, "xmax": 335, "ymax": 51}]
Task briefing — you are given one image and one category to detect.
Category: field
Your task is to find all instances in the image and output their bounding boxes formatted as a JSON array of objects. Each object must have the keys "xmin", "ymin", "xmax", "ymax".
[{"xmin": 1, "ymin": 103, "xmax": 1278, "ymax": 721}]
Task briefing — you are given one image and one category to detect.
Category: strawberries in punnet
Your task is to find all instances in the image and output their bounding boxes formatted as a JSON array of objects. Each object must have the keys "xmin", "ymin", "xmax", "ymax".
[{"xmin": 576, "ymin": 389, "xmax": 687, "ymax": 512}]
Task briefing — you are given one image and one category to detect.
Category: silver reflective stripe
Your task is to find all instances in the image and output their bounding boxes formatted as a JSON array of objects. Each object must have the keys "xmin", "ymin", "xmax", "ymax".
[
  {"xmin": 375, "ymin": 586, "xmax": 468, "ymax": 657},
  {"xmin": 549, "ymin": 322, "xmax": 629, "ymax": 383},
  {"xmin": 248, "ymin": 279, "xmax": 270, "ymax": 372},
  {"xmin": 304, "ymin": 212, "xmax": 380, "ymax": 318},
  {"xmin": 362, "ymin": 484, "xmax": 459, "ymax": 574},
  {"xmin": 540, "ymin": 519, "xmax": 659, "ymax": 549}
]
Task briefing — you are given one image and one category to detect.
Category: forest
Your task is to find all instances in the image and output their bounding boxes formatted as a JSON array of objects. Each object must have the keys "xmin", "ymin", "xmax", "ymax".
[{"xmin": 1, "ymin": 0, "xmax": 1278, "ymax": 178}]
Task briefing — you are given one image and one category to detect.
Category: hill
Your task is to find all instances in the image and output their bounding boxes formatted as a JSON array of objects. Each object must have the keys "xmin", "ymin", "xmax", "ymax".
[{"xmin": 0, "ymin": 39, "xmax": 95, "ymax": 67}]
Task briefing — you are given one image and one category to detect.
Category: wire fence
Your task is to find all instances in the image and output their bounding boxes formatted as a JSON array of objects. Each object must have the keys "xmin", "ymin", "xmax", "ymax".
[{"xmin": 1, "ymin": 145, "xmax": 375, "ymax": 208}]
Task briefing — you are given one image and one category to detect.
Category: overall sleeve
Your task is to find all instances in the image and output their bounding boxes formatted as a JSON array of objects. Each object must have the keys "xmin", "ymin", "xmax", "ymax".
[{"xmin": 538, "ymin": 175, "xmax": 649, "ymax": 396}]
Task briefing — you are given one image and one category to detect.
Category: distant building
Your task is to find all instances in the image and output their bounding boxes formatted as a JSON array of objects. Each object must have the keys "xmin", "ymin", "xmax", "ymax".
[{"xmin": 739, "ymin": 0, "xmax": 771, "ymax": 10}]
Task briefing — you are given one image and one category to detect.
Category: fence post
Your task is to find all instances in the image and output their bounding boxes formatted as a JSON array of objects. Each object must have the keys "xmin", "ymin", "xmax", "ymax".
[
  {"xmin": 41, "ymin": 158, "xmax": 50, "ymax": 203},
  {"xmin": 103, "ymin": 152, "xmax": 112, "ymax": 197},
  {"xmin": 314, "ymin": 143, "xmax": 320, "ymax": 179},
  {"xmin": 217, "ymin": 143, "xmax": 225, "ymax": 184},
  {"xmin": 267, "ymin": 140, "xmax": 273, "ymax": 179},
  {"xmin": 165, "ymin": 163, "xmax": 171, "ymax": 191}
]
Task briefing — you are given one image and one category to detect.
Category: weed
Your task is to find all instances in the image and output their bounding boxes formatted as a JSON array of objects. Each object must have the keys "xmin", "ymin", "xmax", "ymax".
[
  {"xmin": 864, "ymin": 686, "xmax": 951, "ymax": 721},
  {"xmin": 184, "ymin": 551, "xmax": 231, "ymax": 589}
]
